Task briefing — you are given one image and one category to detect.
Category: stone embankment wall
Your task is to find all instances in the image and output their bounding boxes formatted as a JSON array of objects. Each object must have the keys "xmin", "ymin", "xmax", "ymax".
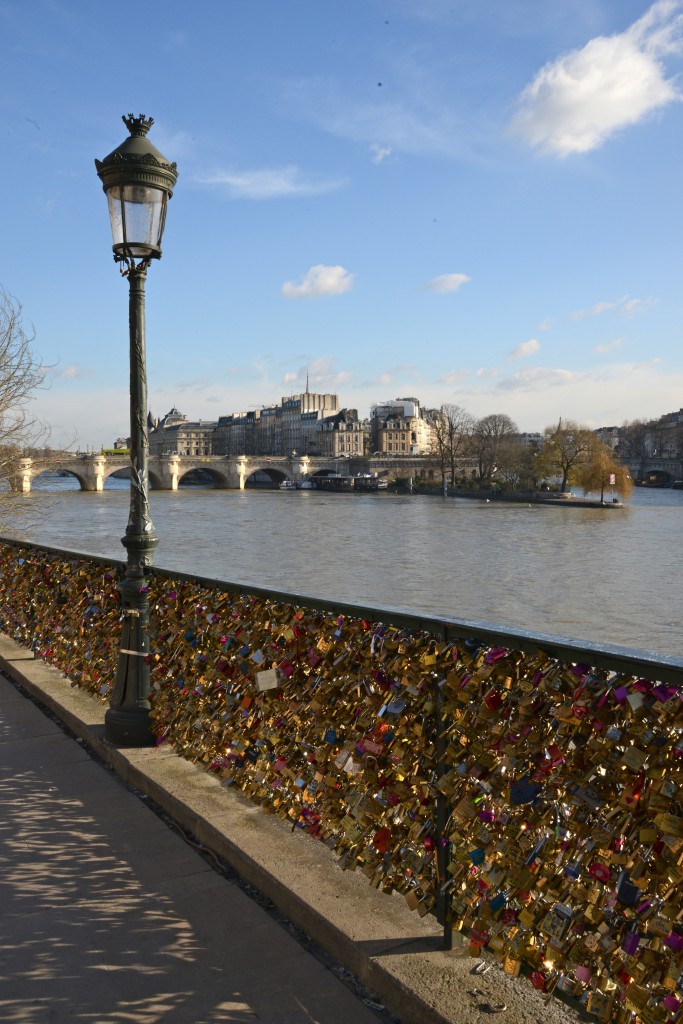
[{"xmin": 0, "ymin": 541, "xmax": 682, "ymax": 1023}]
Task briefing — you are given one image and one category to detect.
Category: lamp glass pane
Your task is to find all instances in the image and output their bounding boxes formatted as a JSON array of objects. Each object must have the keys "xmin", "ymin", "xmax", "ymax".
[
  {"xmin": 106, "ymin": 188, "xmax": 124, "ymax": 247},
  {"xmin": 106, "ymin": 184, "xmax": 166, "ymax": 258}
]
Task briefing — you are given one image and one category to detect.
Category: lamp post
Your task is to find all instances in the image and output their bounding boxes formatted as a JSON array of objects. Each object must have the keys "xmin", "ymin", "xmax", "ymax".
[{"xmin": 95, "ymin": 114, "xmax": 178, "ymax": 746}]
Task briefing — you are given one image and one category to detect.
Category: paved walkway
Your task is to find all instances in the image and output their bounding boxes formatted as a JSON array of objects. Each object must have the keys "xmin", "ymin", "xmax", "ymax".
[{"xmin": 0, "ymin": 672, "xmax": 383, "ymax": 1024}]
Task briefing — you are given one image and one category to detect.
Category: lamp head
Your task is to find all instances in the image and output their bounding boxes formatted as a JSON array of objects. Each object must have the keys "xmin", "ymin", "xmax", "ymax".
[{"xmin": 95, "ymin": 114, "xmax": 178, "ymax": 264}]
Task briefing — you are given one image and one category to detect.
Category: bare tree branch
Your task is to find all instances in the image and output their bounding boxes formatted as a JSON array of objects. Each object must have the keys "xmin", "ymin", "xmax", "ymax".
[{"xmin": 0, "ymin": 288, "xmax": 52, "ymax": 517}]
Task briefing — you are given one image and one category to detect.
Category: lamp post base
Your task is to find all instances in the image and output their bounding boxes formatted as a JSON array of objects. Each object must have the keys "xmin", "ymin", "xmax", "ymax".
[{"xmin": 104, "ymin": 703, "xmax": 155, "ymax": 747}]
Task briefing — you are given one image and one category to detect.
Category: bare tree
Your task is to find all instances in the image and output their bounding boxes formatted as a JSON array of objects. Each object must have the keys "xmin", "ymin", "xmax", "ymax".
[
  {"xmin": 0, "ymin": 288, "xmax": 48, "ymax": 490},
  {"xmin": 468, "ymin": 413, "xmax": 518, "ymax": 484},
  {"xmin": 430, "ymin": 410, "xmax": 450, "ymax": 490},
  {"xmin": 430, "ymin": 404, "xmax": 474, "ymax": 489},
  {"xmin": 442, "ymin": 404, "xmax": 474, "ymax": 484},
  {"xmin": 495, "ymin": 435, "xmax": 543, "ymax": 490},
  {"xmin": 617, "ymin": 419, "xmax": 649, "ymax": 460}
]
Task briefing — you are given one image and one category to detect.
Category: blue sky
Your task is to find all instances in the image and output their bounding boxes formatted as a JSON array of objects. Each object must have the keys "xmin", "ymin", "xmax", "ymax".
[{"xmin": 1, "ymin": 0, "xmax": 682, "ymax": 448}]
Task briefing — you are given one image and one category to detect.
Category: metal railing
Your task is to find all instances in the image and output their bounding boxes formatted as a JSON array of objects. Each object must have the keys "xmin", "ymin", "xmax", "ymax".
[{"xmin": 1, "ymin": 536, "xmax": 682, "ymax": 1019}]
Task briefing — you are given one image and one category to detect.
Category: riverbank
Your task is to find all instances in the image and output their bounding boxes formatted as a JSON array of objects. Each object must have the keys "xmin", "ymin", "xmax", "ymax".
[
  {"xmin": 391, "ymin": 486, "xmax": 624, "ymax": 508},
  {"xmin": 449, "ymin": 489, "xmax": 624, "ymax": 508}
]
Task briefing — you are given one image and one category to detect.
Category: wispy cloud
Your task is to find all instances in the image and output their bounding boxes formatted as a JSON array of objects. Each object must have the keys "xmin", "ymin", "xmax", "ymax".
[
  {"xmin": 282, "ymin": 357, "xmax": 352, "ymax": 391},
  {"xmin": 445, "ymin": 359, "xmax": 683, "ymax": 431},
  {"xmin": 173, "ymin": 377, "xmax": 214, "ymax": 391},
  {"xmin": 281, "ymin": 265, "xmax": 354, "ymax": 299},
  {"xmin": 496, "ymin": 367, "xmax": 576, "ymax": 391},
  {"xmin": 359, "ymin": 364, "xmax": 422, "ymax": 390},
  {"xmin": 571, "ymin": 295, "xmax": 654, "ymax": 320},
  {"xmin": 147, "ymin": 125, "xmax": 196, "ymax": 162},
  {"xmin": 369, "ymin": 371, "xmax": 394, "ymax": 388},
  {"xmin": 594, "ymin": 337, "xmax": 624, "ymax": 353},
  {"xmin": 162, "ymin": 30, "xmax": 186, "ymax": 51},
  {"xmin": 509, "ymin": 0, "xmax": 683, "ymax": 155},
  {"xmin": 279, "ymin": 73, "xmax": 471, "ymax": 159},
  {"xmin": 441, "ymin": 369, "xmax": 472, "ymax": 385},
  {"xmin": 427, "ymin": 273, "xmax": 471, "ymax": 293},
  {"xmin": 571, "ymin": 298, "xmax": 621, "ymax": 320},
  {"xmin": 370, "ymin": 144, "xmax": 392, "ymax": 163},
  {"xmin": 198, "ymin": 165, "xmax": 346, "ymax": 200},
  {"xmin": 53, "ymin": 363, "xmax": 94, "ymax": 380},
  {"xmin": 621, "ymin": 297, "xmax": 656, "ymax": 318},
  {"xmin": 507, "ymin": 338, "xmax": 541, "ymax": 361},
  {"xmin": 537, "ymin": 317, "xmax": 554, "ymax": 332}
]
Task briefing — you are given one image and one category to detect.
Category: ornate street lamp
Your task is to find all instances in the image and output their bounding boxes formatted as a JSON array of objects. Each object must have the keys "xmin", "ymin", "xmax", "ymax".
[{"xmin": 95, "ymin": 114, "xmax": 178, "ymax": 745}]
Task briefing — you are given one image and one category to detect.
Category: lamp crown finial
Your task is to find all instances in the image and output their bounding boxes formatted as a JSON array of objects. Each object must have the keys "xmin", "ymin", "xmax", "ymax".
[{"xmin": 122, "ymin": 114, "xmax": 154, "ymax": 137}]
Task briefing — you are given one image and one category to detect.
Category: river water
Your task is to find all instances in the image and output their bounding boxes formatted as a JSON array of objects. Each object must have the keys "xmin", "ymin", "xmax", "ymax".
[{"xmin": 4, "ymin": 478, "xmax": 682, "ymax": 659}]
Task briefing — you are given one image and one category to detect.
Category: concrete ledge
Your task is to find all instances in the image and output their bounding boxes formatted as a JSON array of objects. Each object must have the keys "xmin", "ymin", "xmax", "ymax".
[{"xmin": 0, "ymin": 634, "xmax": 578, "ymax": 1024}]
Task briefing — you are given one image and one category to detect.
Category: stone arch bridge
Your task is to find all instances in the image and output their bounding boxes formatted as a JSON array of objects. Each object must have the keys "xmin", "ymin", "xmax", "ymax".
[{"xmin": 9, "ymin": 453, "xmax": 439, "ymax": 493}]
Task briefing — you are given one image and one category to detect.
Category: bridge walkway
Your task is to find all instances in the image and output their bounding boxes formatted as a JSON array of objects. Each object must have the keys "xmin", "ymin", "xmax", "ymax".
[
  {"xmin": 0, "ymin": 635, "xmax": 577, "ymax": 1024},
  {"xmin": 0, "ymin": 665, "xmax": 383, "ymax": 1024}
]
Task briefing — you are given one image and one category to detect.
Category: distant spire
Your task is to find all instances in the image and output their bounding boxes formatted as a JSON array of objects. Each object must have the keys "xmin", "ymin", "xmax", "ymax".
[{"xmin": 306, "ymin": 371, "xmax": 309, "ymax": 394}]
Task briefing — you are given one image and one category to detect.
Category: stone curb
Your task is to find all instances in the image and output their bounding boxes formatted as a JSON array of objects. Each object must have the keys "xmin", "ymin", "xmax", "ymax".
[{"xmin": 0, "ymin": 634, "xmax": 577, "ymax": 1024}]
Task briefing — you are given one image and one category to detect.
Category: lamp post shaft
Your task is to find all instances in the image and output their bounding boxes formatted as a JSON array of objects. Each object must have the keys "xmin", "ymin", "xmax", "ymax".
[{"xmin": 104, "ymin": 265, "xmax": 158, "ymax": 746}]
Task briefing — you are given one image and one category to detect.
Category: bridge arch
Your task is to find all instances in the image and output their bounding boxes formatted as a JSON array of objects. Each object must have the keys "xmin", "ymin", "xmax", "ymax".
[
  {"xmin": 244, "ymin": 466, "xmax": 290, "ymax": 487},
  {"xmin": 99, "ymin": 465, "xmax": 130, "ymax": 487},
  {"xmin": 30, "ymin": 468, "xmax": 87, "ymax": 491},
  {"xmin": 176, "ymin": 466, "xmax": 230, "ymax": 488}
]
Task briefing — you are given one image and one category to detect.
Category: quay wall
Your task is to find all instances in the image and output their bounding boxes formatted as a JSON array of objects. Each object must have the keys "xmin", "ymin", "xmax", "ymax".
[{"xmin": 0, "ymin": 538, "xmax": 682, "ymax": 1022}]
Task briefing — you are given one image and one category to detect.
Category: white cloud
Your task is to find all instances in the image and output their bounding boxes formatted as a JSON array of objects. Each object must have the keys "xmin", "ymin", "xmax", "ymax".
[
  {"xmin": 537, "ymin": 317, "xmax": 554, "ymax": 332},
  {"xmin": 173, "ymin": 377, "xmax": 212, "ymax": 391},
  {"xmin": 496, "ymin": 367, "xmax": 576, "ymax": 391},
  {"xmin": 509, "ymin": 0, "xmax": 683, "ymax": 155},
  {"xmin": 280, "ymin": 358, "xmax": 353, "ymax": 392},
  {"xmin": 279, "ymin": 72, "xmax": 471, "ymax": 159},
  {"xmin": 53, "ymin": 363, "xmax": 94, "ymax": 380},
  {"xmin": 571, "ymin": 295, "xmax": 654, "ymax": 321},
  {"xmin": 594, "ymin": 337, "xmax": 623, "ymax": 353},
  {"xmin": 441, "ymin": 369, "xmax": 472, "ymax": 385},
  {"xmin": 508, "ymin": 338, "xmax": 541, "ymax": 361},
  {"xmin": 281, "ymin": 265, "xmax": 354, "ymax": 299},
  {"xmin": 571, "ymin": 298, "xmax": 620, "ymax": 320},
  {"xmin": 621, "ymin": 297, "xmax": 656, "ymax": 319},
  {"xmin": 147, "ymin": 126, "xmax": 196, "ymax": 162},
  {"xmin": 199, "ymin": 165, "xmax": 345, "ymax": 200},
  {"xmin": 428, "ymin": 273, "xmax": 471, "ymax": 293},
  {"xmin": 444, "ymin": 359, "xmax": 683, "ymax": 432},
  {"xmin": 370, "ymin": 144, "xmax": 392, "ymax": 163},
  {"xmin": 162, "ymin": 30, "xmax": 186, "ymax": 51}
]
